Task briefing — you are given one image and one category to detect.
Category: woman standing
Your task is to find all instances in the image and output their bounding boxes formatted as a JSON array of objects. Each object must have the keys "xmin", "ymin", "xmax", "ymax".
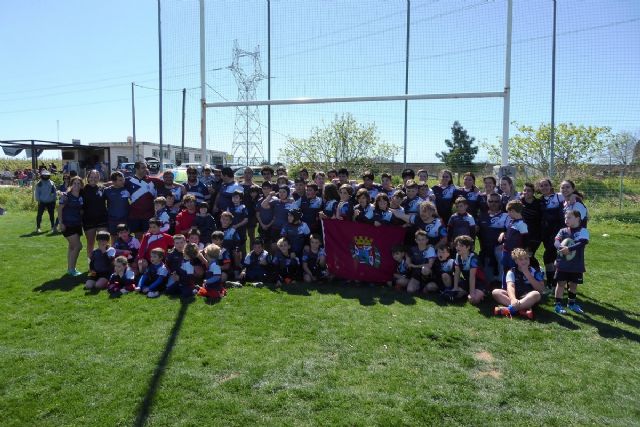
[
  {"xmin": 499, "ymin": 176, "xmax": 519, "ymax": 211},
  {"xmin": 431, "ymin": 169, "xmax": 457, "ymax": 225},
  {"xmin": 560, "ymin": 180, "xmax": 588, "ymax": 227},
  {"xmin": 81, "ymin": 170, "xmax": 108, "ymax": 262},
  {"xmin": 520, "ymin": 182, "xmax": 542, "ymax": 257},
  {"xmin": 58, "ymin": 177, "xmax": 84, "ymax": 276}
]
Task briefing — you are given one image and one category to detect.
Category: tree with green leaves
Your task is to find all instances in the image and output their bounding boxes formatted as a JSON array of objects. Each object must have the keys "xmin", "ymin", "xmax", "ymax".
[
  {"xmin": 483, "ymin": 122, "xmax": 611, "ymax": 178},
  {"xmin": 602, "ymin": 131, "xmax": 638, "ymax": 173},
  {"xmin": 436, "ymin": 121, "xmax": 478, "ymax": 179},
  {"xmin": 278, "ymin": 113, "xmax": 399, "ymax": 176}
]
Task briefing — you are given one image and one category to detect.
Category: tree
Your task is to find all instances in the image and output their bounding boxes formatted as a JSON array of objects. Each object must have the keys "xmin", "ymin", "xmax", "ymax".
[
  {"xmin": 436, "ymin": 121, "xmax": 478, "ymax": 178},
  {"xmin": 278, "ymin": 113, "xmax": 399, "ymax": 176},
  {"xmin": 602, "ymin": 131, "xmax": 638, "ymax": 173},
  {"xmin": 483, "ymin": 122, "xmax": 611, "ymax": 178}
]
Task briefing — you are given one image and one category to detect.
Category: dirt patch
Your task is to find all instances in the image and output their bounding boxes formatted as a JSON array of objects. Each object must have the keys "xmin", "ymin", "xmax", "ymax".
[
  {"xmin": 473, "ymin": 369, "xmax": 502, "ymax": 379},
  {"xmin": 217, "ymin": 372, "xmax": 240, "ymax": 384},
  {"xmin": 474, "ymin": 351, "xmax": 494, "ymax": 363}
]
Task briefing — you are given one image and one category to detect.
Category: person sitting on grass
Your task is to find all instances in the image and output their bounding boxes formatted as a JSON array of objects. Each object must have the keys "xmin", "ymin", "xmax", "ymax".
[
  {"xmin": 211, "ymin": 231, "xmax": 232, "ymax": 283},
  {"xmin": 219, "ymin": 211, "xmax": 242, "ymax": 276},
  {"xmin": 281, "ymin": 208, "xmax": 311, "ymax": 258},
  {"xmin": 553, "ymin": 210, "xmax": 590, "ymax": 315},
  {"xmin": 107, "ymin": 256, "xmax": 136, "ymax": 295},
  {"xmin": 302, "ymin": 234, "xmax": 331, "ymax": 283},
  {"xmin": 113, "ymin": 223, "xmax": 140, "ymax": 273},
  {"xmin": 239, "ymin": 238, "xmax": 272, "ymax": 286},
  {"xmin": 166, "ymin": 242, "xmax": 198, "ymax": 298},
  {"xmin": 85, "ymin": 231, "xmax": 116, "ymax": 290},
  {"xmin": 406, "ymin": 229, "xmax": 437, "ymax": 294},
  {"xmin": 388, "ymin": 245, "xmax": 410, "ymax": 290},
  {"xmin": 428, "ymin": 243, "xmax": 454, "ymax": 294},
  {"xmin": 136, "ymin": 248, "xmax": 169, "ymax": 298},
  {"xmin": 446, "ymin": 235, "xmax": 486, "ymax": 304},
  {"xmin": 164, "ymin": 234, "xmax": 187, "ymax": 290},
  {"xmin": 492, "ymin": 248, "xmax": 545, "ymax": 319},
  {"xmin": 272, "ymin": 237, "xmax": 300, "ymax": 287},
  {"xmin": 197, "ymin": 243, "xmax": 227, "ymax": 300}
]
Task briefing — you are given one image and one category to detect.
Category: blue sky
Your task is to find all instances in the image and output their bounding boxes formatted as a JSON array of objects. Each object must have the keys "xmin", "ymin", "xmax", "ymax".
[{"xmin": 1, "ymin": 0, "xmax": 638, "ymax": 163}]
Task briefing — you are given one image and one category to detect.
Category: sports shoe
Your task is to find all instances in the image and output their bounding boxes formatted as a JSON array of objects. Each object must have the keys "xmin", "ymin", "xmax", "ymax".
[
  {"xmin": 67, "ymin": 269, "xmax": 82, "ymax": 277},
  {"xmin": 518, "ymin": 309, "xmax": 534, "ymax": 319},
  {"xmin": 251, "ymin": 281, "xmax": 264, "ymax": 288},
  {"xmin": 147, "ymin": 291, "xmax": 160, "ymax": 298},
  {"xmin": 568, "ymin": 303, "xmax": 584, "ymax": 314},
  {"xmin": 120, "ymin": 288, "xmax": 129, "ymax": 294},
  {"xmin": 37, "ymin": 228, "xmax": 42, "ymax": 233},
  {"xmin": 555, "ymin": 303, "xmax": 567, "ymax": 314},
  {"xmin": 493, "ymin": 306, "xmax": 513, "ymax": 318},
  {"xmin": 226, "ymin": 281, "xmax": 243, "ymax": 288}
]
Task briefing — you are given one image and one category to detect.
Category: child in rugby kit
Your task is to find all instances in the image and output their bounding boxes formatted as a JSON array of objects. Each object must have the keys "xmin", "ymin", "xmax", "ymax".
[
  {"xmin": 272, "ymin": 237, "xmax": 300, "ymax": 286},
  {"xmin": 113, "ymin": 224, "xmax": 141, "ymax": 271},
  {"xmin": 553, "ymin": 210, "xmax": 590, "ymax": 314},
  {"xmin": 492, "ymin": 248, "xmax": 545, "ymax": 319},
  {"xmin": 153, "ymin": 196, "xmax": 171, "ymax": 233},
  {"xmin": 137, "ymin": 218, "xmax": 174, "ymax": 273},
  {"xmin": 430, "ymin": 243, "xmax": 454, "ymax": 293},
  {"xmin": 211, "ymin": 231, "xmax": 232, "ymax": 282},
  {"xmin": 261, "ymin": 186, "xmax": 295, "ymax": 253},
  {"xmin": 300, "ymin": 183, "xmax": 323, "ymax": 235},
  {"xmin": 256, "ymin": 181, "xmax": 276, "ymax": 250},
  {"xmin": 197, "ymin": 243, "xmax": 227, "ymax": 300},
  {"xmin": 372, "ymin": 193, "xmax": 394, "ymax": 226},
  {"xmin": 406, "ymin": 230, "xmax": 437, "ymax": 294},
  {"xmin": 389, "ymin": 245, "xmax": 410, "ymax": 290},
  {"xmin": 302, "ymin": 234, "xmax": 330, "ymax": 283},
  {"xmin": 107, "ymin": 256, "xmax": 136, "ymax": 295},
  {"xmin": 137, "ymin": 247, "xmax": 169, "ymax": 298},
  {"xmin": 165, "ymin": 242, "xmax": 198, "ymax": 298},
  {"xmin": 85, "ymin": 231, "xmax": 116, "ymax": 290},
  {"xmin": 401, "ymin": 180, "xmax": 423, "ymax": 215},
  {"xmin": 228, "ymin": 189, "xmax": 249, "ymax": 254},
  {"xmin": 219, "ymin": 211, "xmax": 242, "ymax": 271},
  {"xmin": 280, "ymin": 208, "xmax": 311, "ymax": 257},
  {"xmin": 164, "ymin": 234, "xmax": 187, "ymax": 290},
  {"xmin": 498, "ymin": 200, "xmax": 528, "ymax": 287},
  {"xmin": 194, "ymin": 201, "xmax": 216, "ymax": 244},
  {"xmin": 447, "ymin": 196, "xmax": 477, "ymax": 244},
  {"xmin": 449, "ymin": 235, "xmax": 486, "ymax": 304},
  {"xmin": 239, "ymin": 238, "xmax": 272, "ymax": 285},
  {"xmin": 353, "ymin": 188, "xmax": 375, "ymax": 224}
]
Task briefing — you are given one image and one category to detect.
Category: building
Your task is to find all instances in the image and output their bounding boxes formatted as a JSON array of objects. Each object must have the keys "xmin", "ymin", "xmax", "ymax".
[{"xmin": 89, "ymin": 138, "xmax": 229, "ymax": 169}]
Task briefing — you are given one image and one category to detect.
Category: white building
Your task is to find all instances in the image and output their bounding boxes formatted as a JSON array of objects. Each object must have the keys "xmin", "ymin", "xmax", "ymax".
[{"xmin": 89, "ymin": 138, "xmax": 228, "ymax": 169}]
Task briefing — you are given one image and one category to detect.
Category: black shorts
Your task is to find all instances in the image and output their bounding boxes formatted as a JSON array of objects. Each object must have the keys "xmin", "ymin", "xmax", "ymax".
[
  {"xmin": 410, "ymin": 266, "xmax": 432, "ymax": 281},
  {"xmin": 62, "ymin": 224, "xmax": 83, "ymax": 237},
  {"xmin": 83, "ymin": 222, "xmax": 107, "ymax": 232},
  {"xmin": 554, "ymin": 271, "xmax": 583, "ymax": 284},
  {"xmin": 458, "ymin": 279, "xmax": 486, "ymax": 293},
  {"xmin": 128, "ymin": 217, "xmax": 150, "ymax": 234},
  {"xmin": 88, "ymin": 271, "xmax": 111, "ymax": 280}
]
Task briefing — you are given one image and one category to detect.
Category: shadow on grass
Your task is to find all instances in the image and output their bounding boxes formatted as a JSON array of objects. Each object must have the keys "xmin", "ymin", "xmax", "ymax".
[
  {"xmin": 268, "ymin": 280, "xmax": 417, "ymax": 306},
  {"xmin": 33, "ymin": 273, "xmax": 87, "ymax": 292},
  {"xmin": 134, "ymin": 298, "xmax": 192, "ymax": 427},
  {"xmin": 19, "ymin": 230, "xmax": 45, "ymax": 238}
]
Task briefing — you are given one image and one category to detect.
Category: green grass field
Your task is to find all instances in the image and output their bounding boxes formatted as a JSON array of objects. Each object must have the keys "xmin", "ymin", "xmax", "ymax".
[{"xmin": 1, "ymin": 205, "xmax": 639, "ymax": 426}]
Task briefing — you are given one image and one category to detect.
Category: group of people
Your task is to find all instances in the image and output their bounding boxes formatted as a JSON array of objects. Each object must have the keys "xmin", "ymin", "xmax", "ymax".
[{"xmin": 48, "ymin": 161, "xmax": 590, "ymax": 315}]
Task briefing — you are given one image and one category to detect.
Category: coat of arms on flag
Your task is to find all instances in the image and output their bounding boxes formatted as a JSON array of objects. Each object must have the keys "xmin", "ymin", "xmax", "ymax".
[{"xmin": 351, "ymin": 235, "xmax": 381, "ymax": 268}]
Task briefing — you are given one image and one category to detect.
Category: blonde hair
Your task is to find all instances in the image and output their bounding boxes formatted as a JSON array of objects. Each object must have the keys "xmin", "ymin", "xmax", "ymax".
[
  {"xmin": 205, "ymin": 243, "xmax": 221, "ymax": 259},
  {"xmin": 511, "ymin": 248, "xmax": 529, "ymax": 260}
]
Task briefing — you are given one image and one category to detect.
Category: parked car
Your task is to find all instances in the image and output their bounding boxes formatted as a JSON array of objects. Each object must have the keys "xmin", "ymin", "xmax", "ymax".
[
  {"xmin": 234, "ymin": 165, "xmax": 264, "ymax": 184},
  {"xmin": 116, "ymin": 162, "xmax": 136, "ymax": 177}
]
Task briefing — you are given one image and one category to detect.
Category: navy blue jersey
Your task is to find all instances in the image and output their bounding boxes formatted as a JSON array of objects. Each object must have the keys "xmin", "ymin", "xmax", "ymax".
[
  {"xmin": 281, "ymin": 222, "xmax": 311, "ymax": 255},
  {"xmin": 90, "ymin": 247, "xmax": 116, "ymax": 274},
  {"xmin": 165, "ymin": 248, "xmax": 184, "ymax": 272},
  {"xmin": 220, "ymin": 226, "xmax": 241, "ymax": 252},
  {"xmin": 431, "ymin": 184, "xmax": 457, "ymax": 222},
  {"xmin": 521, "ymin": 197, "xmax": 542, "ymax": 236},
  {"xmin": 506, "ymin": 266, "xmax": 544, "ymax": 294},
  {"xmin": 353, "ymin": 204, "xmax": 375, "ymax": 224},
  {"xmin": 323, "ymin": 199, "xmax": 339, "ymax": 218},
  {"xmin": 272, "ymin": 250, "xmax": 300, "ymax": 275},
  {"xmin": 300, "ymin": 196, "xmax": 323, "ymax": 229},
  {"xmin": 402, "ymin": 196, "xmax": 423, "ymax": 215},
  {"xmin": 104, "ymin": 186, "xmax": 130, "ymax": 221},
  {"xmin": 155, "ymin": 207, "xmax": 171, "ymax": 233},
  {"xmin": 124, "ymin": 176, "xmax": 156, "ymax": 220},
  {"xmin": 410, "ymin": 216, "xmax": 447, "ymax": 246},
  {"xmin": 477, "ymin": 211, "xmax": 509, "ymax": 252},
  {"xmin": 81, "ymin": 185, "xmax": 107, "ymax": 225},
  {"xmin": 563, "ymin": 199, "xmax": 589, "ymax": 228},
  {"xmin": 256, "ymin": 196, "xmax": 275, "ymax": 225},
  {"xmin": 60, "ymin": 192, "xmax": 83, "ymax": 226},
  {"xmin": 337, "ymin": 200, "xmax": 354, "ymax": 220},
  {"xmin": 447, "ymin": 213, "xmax": 476, "ymax": 241},
  {"xmin": 194, "ymin": 214, "xmax": 216, "ymax": 244},
  {"xmin": 227, "ymin": 203, "xmax": 249, "ymax": 239},
  {"xmin": 269, "ymin": 197, "xmax": 295, "ymax": 229},
  {"xmin": 358, "ymin": 184, "xmax": 382, "ymax": 200},
  {"xmin": 409, "ymin": 245, "xmax": 436, "ymax": 266},
  {"xmin": 373, "ymin": 208, "xmax": 394, "ymax": 225},
  {"xmin": 302, "ymin": 247, "xmax": 326, "ymax": 270},
  {"xmin": 113, "ymin": 236, "xmax": 140, "ymax": 261},
  {"xmin": 456, "ymin": 187, "xmax": 481, "ymax": 218},
  {"xmin": 182, "ymin": 180, "xmax": 209, "ymax": 203},
  {"xmin": 156, "ymin": 184, "xmax": 183, "ymax": 202},
  {"xmin": 503, "ymin": 218, "xmax": 528, "ymax": 253},
  {"xmin": 454, "ymin": 252, "xmax": 483, "ymax": 283},
  {"xmin": 555, "ymin": 227, "xmax": 589, "ymax": 273},
  {"xmin": 217, "ymin": 181, "xmax": 243, "ymax": 212},
  {"xmin": 243, "ymin": 250, "xmax": 271, "ymax": 277},
  {"xmin": 540, "ymin": 193, "xmax": 565, "ymax": 231},
  {"xmin": 433, "ymin": 257, "xmax": 455, "ymax": 275},
  {"xmin": 395, "ymin": 258, "xmax": 409, "ymax": 275}
]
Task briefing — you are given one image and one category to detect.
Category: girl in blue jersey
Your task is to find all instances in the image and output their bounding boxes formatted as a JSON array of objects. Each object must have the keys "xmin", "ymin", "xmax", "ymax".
[
  {"xmin": 553, "ymin": 210, "xmax": 590, "ymax": 314},
  {"xmin": 499, "ymin": 176, "xmax": 519, "ymax": 211},
  {"xmin": 336, "ymin": 184, "xmax": 354, "ymax": 221},
  {"xmin": 560, "ymin": 180, "xmax": 588, "ymax": 227},
  {"xmin": 372, "ymin": 193, "xmax": 394, "ymax": 226},
  {"xmin": 319, "ymin": 183, "xmax": 340, "ymax": 220},
  {"xmin": 58, "ymin": 176, "xmax": 84, "ymax": 276},
  {"xmin": 456, "ymin": 172, "xmax": 481, "ymax": 218},
  {"xmin": 353, "ymin": 188, "xmax": 375, "ymax": 224}
]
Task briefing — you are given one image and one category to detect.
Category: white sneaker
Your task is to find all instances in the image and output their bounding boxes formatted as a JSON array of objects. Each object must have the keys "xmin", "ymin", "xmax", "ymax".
[
  {"xmin": 147, "ymin": 291, "xmax": 160, "ymax": 298},
  {"xmin": 120, "ymin": 288, "xmax": 129, "ymax": 294},
  {"xmin": 37, "ymin": 228, "xmax": 42, "ymax": 233}
]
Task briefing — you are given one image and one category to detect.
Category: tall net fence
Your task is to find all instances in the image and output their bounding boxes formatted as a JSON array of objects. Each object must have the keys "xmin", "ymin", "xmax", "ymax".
[{"xmin": 159, "ymin": 0, "xmax": 639, "ymax": 212}]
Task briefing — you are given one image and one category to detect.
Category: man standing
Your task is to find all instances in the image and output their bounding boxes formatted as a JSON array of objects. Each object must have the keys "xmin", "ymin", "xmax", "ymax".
[
  {"xmin": 35, "ymin": 169, "xmax": 57, "ymax": 233},
  {"xmin": 125, "ymin": 161, "xmax": 157, "ymax": 238}
]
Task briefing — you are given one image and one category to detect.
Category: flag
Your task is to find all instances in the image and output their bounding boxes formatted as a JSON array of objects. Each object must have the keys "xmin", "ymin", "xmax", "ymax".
[{"xmin": 322, "ymin": 218, "xmax": 406, "ymax": 283}]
